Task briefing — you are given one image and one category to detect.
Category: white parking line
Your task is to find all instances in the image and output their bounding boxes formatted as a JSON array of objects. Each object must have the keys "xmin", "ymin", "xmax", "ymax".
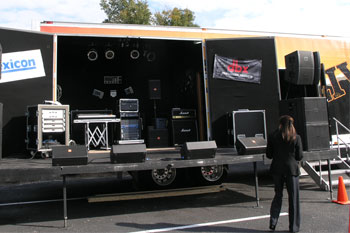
[{"xmin": 130, "ymin": 212, "xmax": 288, "ymax": 233}]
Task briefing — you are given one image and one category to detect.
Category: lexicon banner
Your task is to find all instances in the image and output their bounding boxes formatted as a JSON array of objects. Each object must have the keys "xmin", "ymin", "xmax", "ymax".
[{"xmin": 0, "ymin": 49, "xmax": 46, "ymax": 83}]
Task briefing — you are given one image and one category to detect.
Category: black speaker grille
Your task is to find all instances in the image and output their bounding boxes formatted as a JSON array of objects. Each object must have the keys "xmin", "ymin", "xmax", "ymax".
[{"xmin": 171, "ymin": 119, "xmax": 198, "ymax": 146}]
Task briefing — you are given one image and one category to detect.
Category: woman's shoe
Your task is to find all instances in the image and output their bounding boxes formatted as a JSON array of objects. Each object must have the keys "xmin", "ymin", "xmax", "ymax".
[{"xmin": 269, "ymin": 224, "xmax": 276, "ymax": 231}]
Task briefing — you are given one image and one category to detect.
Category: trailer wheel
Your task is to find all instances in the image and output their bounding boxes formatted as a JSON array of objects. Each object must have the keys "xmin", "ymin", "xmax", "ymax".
[
  {"xmin": 132, "ymin": 167, "xmax": 179, "ymax": 190},
  {"xmin": 191, "ymin": 165, "xmax": 227, "ymax": 185},
  {"xmin": 151, "ymin": 167, "xmax": 177, "ymax": 186}
]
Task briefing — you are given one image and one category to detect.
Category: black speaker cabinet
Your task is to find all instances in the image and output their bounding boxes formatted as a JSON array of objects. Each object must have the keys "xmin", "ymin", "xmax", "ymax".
[
  {"xmin": 149, "ymin": 79, "xmax": 161, "ymax": 99},
  {"xmin": 279, "ymin": 97, "xmax": 328, "ymax": 124},
  {"xmin": 303, "ymin": 123, "xmax": 330, "ymax": 151},
  {"xmin": 171, "ymin": 119, "xmax": 198, "ymax": 146},
  {"xmin": 0, "ymin": 103, "xmax": 2, "ymax": 159},
  {"xmin": 285, "ymin": 50, "xmax": 315, "ymax": 85},
  {"xmin": 181, "ymin": 141, "xmax": 217, "ymax": 159},
  {"xmin": 313, "ymin": 51, "xmax": 321, "ymax": 85},
  {"xmin": 279, "ymin": 97, "xmax": 330, "ymax": 151},
  {"xmin": 235, "ymin": 137, "xmax": 267, "ymax": 155},
  {"xmin": 147, "ymin": 126, "xmax": 169, "ymax": 148},
  {"xmin": 110, "ymin": 144, "xmax": 146, "ymax": 163},
  {"xmin": 52, "ymin": 145, "xmax": 88, "ymax": 166}
]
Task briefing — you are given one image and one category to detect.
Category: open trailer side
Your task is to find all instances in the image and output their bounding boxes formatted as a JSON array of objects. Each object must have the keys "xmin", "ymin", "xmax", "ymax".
[{"xmin": 0, "ymin": 22, "xmax": 346, "ymax": 189}]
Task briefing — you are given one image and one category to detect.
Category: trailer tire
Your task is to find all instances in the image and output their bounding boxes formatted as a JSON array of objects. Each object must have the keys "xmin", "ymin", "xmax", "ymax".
[
  {"xmin": 133, "ymin": 167, "xmax": 183, "ymax": 190},
  {"xmin": 191, "ymin": 165, "xmax": 227, "ymax": 186}
]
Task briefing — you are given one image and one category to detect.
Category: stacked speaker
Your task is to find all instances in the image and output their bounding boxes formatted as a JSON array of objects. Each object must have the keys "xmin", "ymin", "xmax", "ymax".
[
  {"xmin": 285, "ymin": 50, "xmax": 320, "ymax": 86},
  {"xmin": 171, "ymin": 108, "xmax": 198, "ymax": 146},
  {"xmin": 279, "ymin": 97, "xmax": 330, "ymax": 151}
]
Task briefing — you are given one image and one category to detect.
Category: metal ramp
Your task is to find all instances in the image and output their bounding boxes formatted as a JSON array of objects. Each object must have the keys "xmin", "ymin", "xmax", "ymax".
[{"xmin": 301, "ymin": 118, "xmax": 350, "ymax": 191}]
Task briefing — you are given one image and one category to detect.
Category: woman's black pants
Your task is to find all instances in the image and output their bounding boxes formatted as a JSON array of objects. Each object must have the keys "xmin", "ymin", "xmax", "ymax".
[{"xmin": 270, "ymin": 174, "xmax": 300, "ymax": 232}]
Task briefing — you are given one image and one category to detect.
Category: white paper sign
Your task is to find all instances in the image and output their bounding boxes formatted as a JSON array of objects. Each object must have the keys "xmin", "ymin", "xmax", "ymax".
[{"xmin": 0, "ymin": 49, "xmax": 46, "ymax": 83}]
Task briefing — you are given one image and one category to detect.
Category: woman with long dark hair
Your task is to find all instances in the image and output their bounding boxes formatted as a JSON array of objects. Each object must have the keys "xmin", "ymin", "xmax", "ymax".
[{"xmin": 266, "ymin": 115, "xmax": 303, "ymax": 233}]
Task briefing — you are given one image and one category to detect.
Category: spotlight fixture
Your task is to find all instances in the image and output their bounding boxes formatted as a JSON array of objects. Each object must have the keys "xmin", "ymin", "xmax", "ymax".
[
  {"xmin": 105, "ymin": 49, "xmax": 115, "ymax": 60},
  {"xmin": 87, "ymin": 49, "xmax": 98, "ymax": 61},
  {"xmin": 146, "ymin": 51, "xmax": 156, "ymax": 62},
  {"xmin": 130, "ymin": 49, "xmax": 140, "ymax": 60}
]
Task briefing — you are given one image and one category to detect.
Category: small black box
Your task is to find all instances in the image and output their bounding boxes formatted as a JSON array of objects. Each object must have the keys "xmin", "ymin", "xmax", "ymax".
[
  {"xmin": 52, "ymin": 145, "xmax": 88, "ymax": 166},
  {"xmin": 147, "ymin": 126, "xmax": 169, "ymax": 148},
  {"xmin": 110, "ymin": 144, "xmax": 146, "ymax": 163},
  {"xmin": 235, "ymin": 137, "xmax": 267, "ymax": 155},
  {"xmin": 181, "ymin": 141, "xmax": 217, "ymax": 159}
]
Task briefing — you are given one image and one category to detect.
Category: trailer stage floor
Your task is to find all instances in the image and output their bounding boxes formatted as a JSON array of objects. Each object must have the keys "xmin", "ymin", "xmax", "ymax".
[{"xmin": 0, "ymin": 147, "xmax": 337, "ymax": 184}]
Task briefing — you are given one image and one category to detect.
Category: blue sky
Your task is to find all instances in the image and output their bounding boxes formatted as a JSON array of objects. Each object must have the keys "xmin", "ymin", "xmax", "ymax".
[{"xmin": 0, "ymin": 0, "xmax": 349, "ymax": 37}]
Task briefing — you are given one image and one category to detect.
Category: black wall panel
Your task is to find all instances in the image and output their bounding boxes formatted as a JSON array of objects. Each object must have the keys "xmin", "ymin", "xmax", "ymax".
[
  {"xmin": 0, "ymin": 28, "xmax": 54, "ymax": 156},
  {"xmin": 205, "ymin": 37, "xmax": 280, "ymax": 145}
]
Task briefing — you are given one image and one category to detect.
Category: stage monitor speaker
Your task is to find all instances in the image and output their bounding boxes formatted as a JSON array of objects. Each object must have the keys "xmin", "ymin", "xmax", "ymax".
[
  {"xmin": 313, "ymin": 51, "xmax": 321, "ymax": 85},
  {"xmin": 171, "ymin": 119, "xmax": 198, "ymax": 146},
  {"xmin": 110, "ymin": 143, "xmax": 146, "ymax": 163},
  {"xmin": 52, "ymin": 145, "xmax": 88, "ymax": 166},
  {"xmin": 147, "ymin": 126, "xmax": 169, "ymax": 148},
  {"xmin": 285, "ymin": 50, "xmax": 314, "ymax": 85},
  {"xmin": 181, "ymin": 141, "xmax": 217, "ymax": 159},
  {"xmin": 149, "ymin": 80, "xmax": 161, "ymax": 99},
  {"xmin": 235, "ymin": 137, "xmax": 267, "ymax": 155},
  {"xmin": 0, "ymin": 103, "xmax": 2, "ymax": 159}
]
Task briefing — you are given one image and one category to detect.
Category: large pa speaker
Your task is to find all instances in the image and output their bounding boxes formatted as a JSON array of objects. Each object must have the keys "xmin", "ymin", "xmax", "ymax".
[
  {"xmin": 313, "ymin": 51, "xmax": 321, "ymax": 85},
  {"xmin": 149, "ymin": 80, "xmax": 161, "ymax": 99},
  {"xmin": 171, "ymin": 119, "xmax": 198, "ymax": 146},
  {"xmin": 303, "ymin": 123, "xmax": 330, "ymax": 151},
  {"xmin": 181, "ymin": 141, "xmax": 217, "ymax": 159},
  {"xmin": 235, "ymin": 137, "xmax": 267, "ymax": 155},
  {"xmin": 0, "ymin": 103, "xmax": 2, "ymax": 159},
  {"xmin": 110, "ymin": 144, "xmax": 146, "ymax": 163},
  {"xmin": 285, "ymin": 50, "xmax": 315, "ymax": 85},
  {"xmin": 52, "ymin": 145, "xmax": 88, "ymax": 166},
  {"xmin": 279, "ymin": 97, "xmax": 330, "ymax": 151}
]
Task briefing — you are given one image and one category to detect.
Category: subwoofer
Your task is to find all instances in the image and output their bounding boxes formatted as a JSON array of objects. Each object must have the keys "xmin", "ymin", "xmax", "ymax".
[
  {"xmin": 171, "ymin": 119, "xmax": 198, "ymax": 146},
  {"xmin": 285, "ymin": 50, "xmax": 314, "ymax": 85},
  {"xmin": 110, "ymin": 144, "xmax": 146, "ymax": 163},
  {"xmin": 181, "ymin": 141, "xmax": 217, "ymax": 159},
  {"xmin": 279, "ymin": 97, "xmax": 330, "ymax": 151}
]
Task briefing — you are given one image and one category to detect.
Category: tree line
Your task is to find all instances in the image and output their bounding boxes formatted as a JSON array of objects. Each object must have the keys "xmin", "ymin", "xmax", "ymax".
[{"xmin": 100, "ymin": 0, "xmax": 199, "ymax": 27}]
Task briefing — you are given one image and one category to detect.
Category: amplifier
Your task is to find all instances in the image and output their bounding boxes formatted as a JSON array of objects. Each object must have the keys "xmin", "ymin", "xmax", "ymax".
[
  {"xmin": 120, "ymin": 119, "xmax": 141, "ymax": 140},
  {"xmin": 52, "ymin": 145, "xmax": 88, "ymax": 166},
  {"xmin": 171, "ymin": 108, "xmax": 196, "ymax": 119},
  {"xmin": 235, "ymin": 137, "xmax": 267, "ymax": 155},
  {"xmin": 119, "ymin": 98, "xmax": 139, "ymax": 113},
  {"xmin": 110, "ymin": 144, "xmax": 146, "ymax": 163},
  {"xmin": 171, "ymin": 119, "xmax": 198, "ymax": 146}
]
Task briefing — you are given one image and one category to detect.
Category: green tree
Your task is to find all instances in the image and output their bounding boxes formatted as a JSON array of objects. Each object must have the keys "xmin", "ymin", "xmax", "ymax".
[
  {"xmin": 153, "ymin": 8, "xmax": 199, "ymax": 27},
  {"xmin": 100, "ymin": 0, "xmax": 152, "ymax": 25}
]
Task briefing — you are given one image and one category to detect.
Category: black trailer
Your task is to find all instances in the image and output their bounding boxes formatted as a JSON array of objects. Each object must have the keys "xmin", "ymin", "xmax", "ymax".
[{"xmin": 0, "ymin": 26, "xmax": 335, "ymax": 189}]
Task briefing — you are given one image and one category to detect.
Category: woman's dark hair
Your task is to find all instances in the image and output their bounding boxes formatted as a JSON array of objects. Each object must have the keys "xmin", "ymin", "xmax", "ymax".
[{"xmin": 279, "ymin": 115, "xmax": 297, "ymax": 142}]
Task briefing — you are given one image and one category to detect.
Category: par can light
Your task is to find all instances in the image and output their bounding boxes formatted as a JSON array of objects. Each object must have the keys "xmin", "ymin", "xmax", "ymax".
[{"xmin": 87, "ymin": 49, "xmax": 98, "ymax": 61}]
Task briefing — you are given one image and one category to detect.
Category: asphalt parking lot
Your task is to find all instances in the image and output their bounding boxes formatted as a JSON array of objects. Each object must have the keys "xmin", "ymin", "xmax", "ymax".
[{"xmin": 0, "ymin": 162, "xmax": 348, "ymax": 233}]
